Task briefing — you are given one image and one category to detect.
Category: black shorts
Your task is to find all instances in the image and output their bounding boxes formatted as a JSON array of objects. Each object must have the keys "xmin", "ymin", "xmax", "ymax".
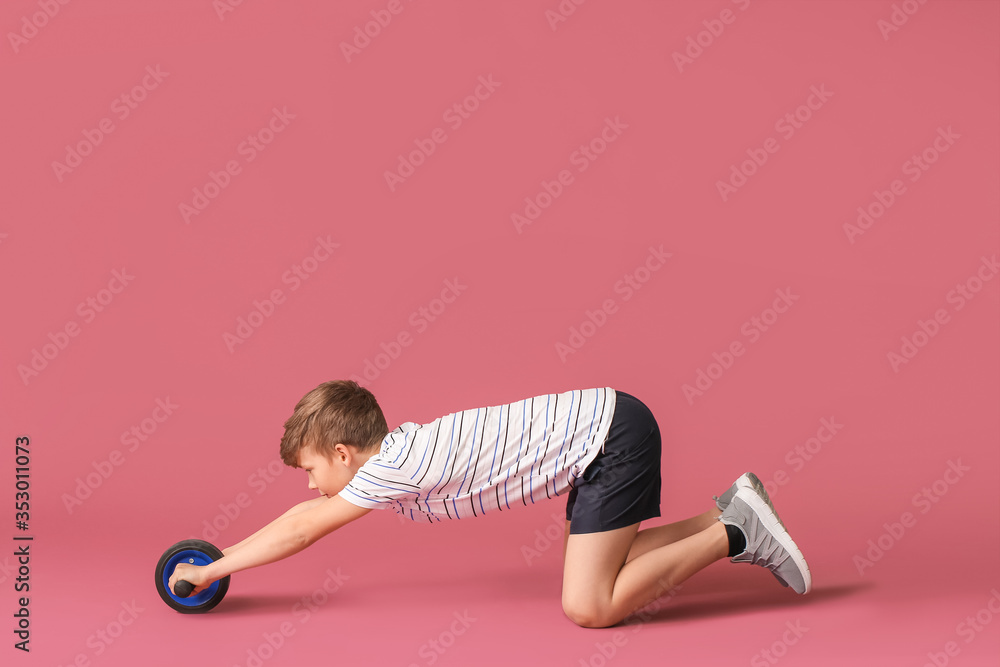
[{"xmin": 565, "ymin": 391, "xmax": 662, "ymax": 534}]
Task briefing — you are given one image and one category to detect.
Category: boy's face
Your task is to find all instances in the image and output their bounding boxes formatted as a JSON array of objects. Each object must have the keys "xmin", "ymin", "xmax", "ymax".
[{"xmin": 297, "ymin": 444, "xmax": 355, "ymax": 497}]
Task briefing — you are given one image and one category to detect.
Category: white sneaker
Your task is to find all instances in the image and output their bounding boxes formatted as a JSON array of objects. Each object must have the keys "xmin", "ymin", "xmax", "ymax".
[{"xmin": 717, "ymin": 473, "xmax": 811, "ymax": 594}]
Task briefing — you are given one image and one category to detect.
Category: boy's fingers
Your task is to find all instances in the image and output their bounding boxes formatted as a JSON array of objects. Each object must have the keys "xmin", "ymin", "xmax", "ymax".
[{"xmin": 168, "ymin": 565, "xmax": 191, "ymax": 593}]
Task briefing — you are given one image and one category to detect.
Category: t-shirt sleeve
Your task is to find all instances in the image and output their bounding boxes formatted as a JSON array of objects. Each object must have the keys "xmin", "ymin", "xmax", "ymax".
[{"xmin": 337, "ymin": 427, "xmax": 422, "ymax": 511}]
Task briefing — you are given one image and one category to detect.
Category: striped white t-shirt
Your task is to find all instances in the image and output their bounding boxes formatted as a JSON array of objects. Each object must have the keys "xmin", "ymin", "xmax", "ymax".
[{"xmin": 338, "ymin": 388, "xmax": 617, "ymax": 522}]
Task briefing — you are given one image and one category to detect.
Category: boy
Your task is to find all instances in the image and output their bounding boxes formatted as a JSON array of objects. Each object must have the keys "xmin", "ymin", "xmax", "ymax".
[{"xmin": 169, "ymin": 381, "xmax": 811, "ymax": 627}]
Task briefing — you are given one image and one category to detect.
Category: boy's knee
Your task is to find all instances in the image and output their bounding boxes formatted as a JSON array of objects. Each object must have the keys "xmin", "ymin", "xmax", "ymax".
[{"xmin": 562, "ymin": 595, "xmax": 614, "ymax": 629}]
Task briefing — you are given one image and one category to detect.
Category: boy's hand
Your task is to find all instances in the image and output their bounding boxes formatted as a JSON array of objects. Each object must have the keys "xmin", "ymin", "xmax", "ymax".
[{"xmin": 167, "ymin": 562, "xmax": 216, "ymax": 596}]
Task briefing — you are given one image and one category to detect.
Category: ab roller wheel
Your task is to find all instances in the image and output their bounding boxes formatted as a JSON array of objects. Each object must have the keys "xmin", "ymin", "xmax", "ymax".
[{"xmin": 154, "ymin": 539, "xmax": 230, "ymax": 613}]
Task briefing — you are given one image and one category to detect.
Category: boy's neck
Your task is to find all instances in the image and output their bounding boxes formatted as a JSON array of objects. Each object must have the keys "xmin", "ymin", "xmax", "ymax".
[{"xmin": 348, "ymin": 446, "xmax": 379, "ymax": 474}]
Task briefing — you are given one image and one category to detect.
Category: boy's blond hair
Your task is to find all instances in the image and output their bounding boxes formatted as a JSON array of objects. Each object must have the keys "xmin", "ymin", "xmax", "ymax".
[{"xmin": 279, "ymin": 380, "xmax": 388, "ymax": 465}]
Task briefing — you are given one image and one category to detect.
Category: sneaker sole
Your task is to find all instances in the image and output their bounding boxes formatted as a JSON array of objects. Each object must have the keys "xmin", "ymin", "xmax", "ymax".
[
  {"xmin": 736, "ymin": 472, "xmax": 789, "ymax": 530},
  {"xmin": 737, "ymin": 484, "xmax": 812, "ymax": 594},
  {"xmin": 717, "ymin": 472, "xmax": 772, "ymax": 511}
]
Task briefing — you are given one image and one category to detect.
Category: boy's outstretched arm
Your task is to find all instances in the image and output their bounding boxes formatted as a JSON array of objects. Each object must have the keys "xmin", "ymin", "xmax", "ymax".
[
  {"xmin": 222, "ymin": 496, "xmax": 327, "ymax": 556},
  {"xmin": 168, "ymin": 495, "xmax": 370, "ymax": 595}
]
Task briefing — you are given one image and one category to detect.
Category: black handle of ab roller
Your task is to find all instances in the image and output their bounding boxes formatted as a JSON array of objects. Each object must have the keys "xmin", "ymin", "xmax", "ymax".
[
  {"xmin": 174, "ymin": 580, "xmax": 195, "ymax": 598},
  {"xmin": 156, "ymin": 539, "xmax": 229, "ymax": 613}
]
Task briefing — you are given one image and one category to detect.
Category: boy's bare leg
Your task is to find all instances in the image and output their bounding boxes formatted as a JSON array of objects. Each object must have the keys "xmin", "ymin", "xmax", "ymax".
[
  {"xmin": 625, "ymin": 507, "xmax": 722, "ymax": 562},
  {"xmin": 562, "ymin": 521, "xmax": 728, "ymax": 628},
  {"xmin": 564, "ymin": 507, "xmax": 722, "ymax": 565}
]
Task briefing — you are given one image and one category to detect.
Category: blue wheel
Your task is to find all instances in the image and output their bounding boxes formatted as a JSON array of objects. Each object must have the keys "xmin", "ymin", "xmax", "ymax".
[{"xmin": 154, "ymin": 539, "xmax": 230, "ymax": 613}]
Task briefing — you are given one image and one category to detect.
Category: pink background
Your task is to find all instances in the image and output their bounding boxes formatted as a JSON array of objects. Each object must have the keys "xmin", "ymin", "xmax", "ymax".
[{"xmin": 2, "ymin": 0, "xmax": 998, "ymax": 665}]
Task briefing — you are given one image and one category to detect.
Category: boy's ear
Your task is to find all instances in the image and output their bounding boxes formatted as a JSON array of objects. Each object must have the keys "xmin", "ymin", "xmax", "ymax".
[{"xmin": 332, "ymin": 443, "xmax": 351, "ymax": 463}]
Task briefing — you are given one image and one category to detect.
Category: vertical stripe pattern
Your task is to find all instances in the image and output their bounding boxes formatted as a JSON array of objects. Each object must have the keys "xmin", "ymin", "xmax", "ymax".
[{"xmin": 339, "ymin": 388, "xmax": 617, "ymax": 522}]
